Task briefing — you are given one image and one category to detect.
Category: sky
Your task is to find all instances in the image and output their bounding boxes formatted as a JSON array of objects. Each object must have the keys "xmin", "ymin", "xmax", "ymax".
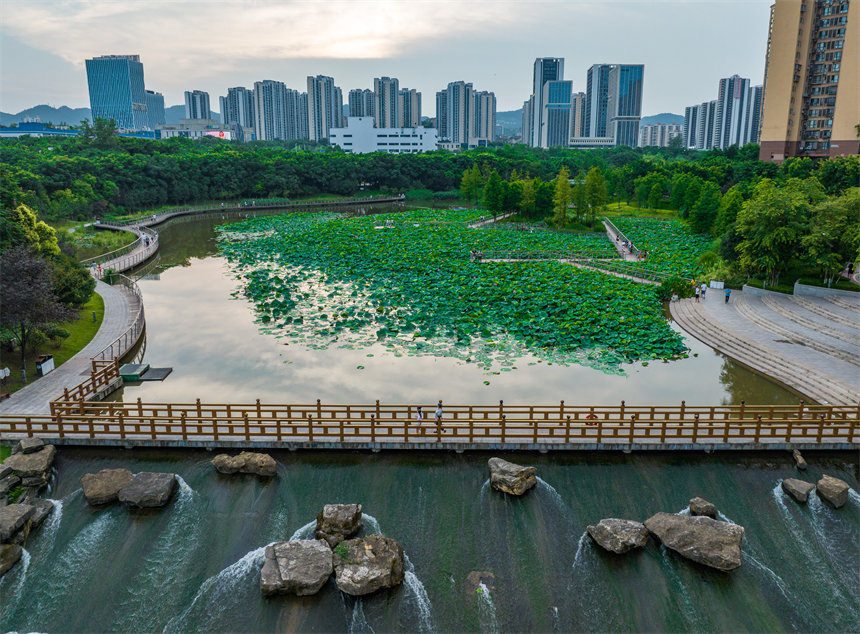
[{"xmin": 0, "ymin": 0, "xmax": 774, "ymax": 116}]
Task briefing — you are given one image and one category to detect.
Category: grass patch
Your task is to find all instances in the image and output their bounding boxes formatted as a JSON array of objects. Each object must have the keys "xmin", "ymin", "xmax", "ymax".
[
  {"xmin": 796, "ymin": 277, "xmax": 860, "ymax": 292},
  {"xmin": 1, "ymin": 292, "xmax": 105, "ymax": 393},
  {"xmin": 605, "ymin": 202, "xmax": 679, "ymax": 219},
  {"xmin": 744, "ymin": 279, "xmax": 794, "ymax": 295},
  {"xmin": 0, "ymin": 445, "xmax": 10, "ymax": 462}
]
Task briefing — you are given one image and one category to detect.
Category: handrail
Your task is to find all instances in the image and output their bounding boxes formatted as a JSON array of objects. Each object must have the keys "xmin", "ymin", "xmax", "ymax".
[
  {"xmin": 90, "ymin": 274, "xmax": 145, "ymax": 362},
  {"xmin": 476, "ymin": 250, "xmax": 619, "ymax": 261},
  {"xmin": 603, "ymin": 218, "xmax": 641, "ymax": 256},
  {"xmin": 80, "ymin": 229, "xmax": 142, "ymax": 266}
]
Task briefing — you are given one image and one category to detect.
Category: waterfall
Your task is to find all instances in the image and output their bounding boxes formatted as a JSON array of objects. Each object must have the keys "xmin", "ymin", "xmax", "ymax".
[
  {"xmin": 163, "ymin": 544, "xmax": 271, "ymax": 633},
  {"xmin": 571, "ymin": 531, "xmax": 590, "ymax": 573},
  {"xmin": 403, "ymin": 554, "xmax": 435, "ymax": 633},
  {"xmin": 551, "ymin": 605, "xmax": 561, "ymax": 633},
  {"xmin": 361, "ymin": 512, "xmax": 382, "ymax": 536},
  {"xmin": 345, "ymin": 598, "xmax": 374, "ymax": 634},
  {"xmin": 536, "ymin": 477, "xmax": 573, "ymax": 521},
  {"xmin": 475, "ymin": 581, "xmax": 500, "ymax": 634},
  {"xmin": 807, "ymin": 491, "xmax": 858, "ymax": 587},
  {"xmin": 40, "ymin": 498, "xmax": 64, "ymax": 553},
  {"xmin": 289, "ymin": 520, "xmax": 317, "ymax": 541},
  {"xmin": 0, "ymin": 548, "xmax": 30, "ymax": 610}
]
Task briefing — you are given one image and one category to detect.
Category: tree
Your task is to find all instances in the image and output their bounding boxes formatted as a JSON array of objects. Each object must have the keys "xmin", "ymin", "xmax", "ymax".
[
  {"xmin": 689, "ymin": 182, "xmax": 721, "ymax": 234},
  {"xmin": 79, "ymin": 117, "xmax": 119, "ymax": 149},
  {"xmin": 715, "ymin": 185, "xmax": 743, "ymax": 235},
  {"xmin": 801, "ymin": 188, "xmax": 860, "ymax": 286},
  {"xmin": 4, "ymin": 204, "xmax": 59, "ymax": 256},
  {"xmin": 584, "ymin": 166, "xmax": 608, "ymax": 228},
  {"xmin": 459, "ymin": 165, "xmax": 482, "ymax": 203},
  {"xmin": 482, "ymin": 170, "xmax": 504, "ymax": 219},
  {"xmin": 550, "ymin": 166, "xmax": 572, "ymax": 229},
  {"xmin": 519, "ymin": 179, "xmax": 536, "ymax": 218},
  {"xmin": 735, "ymin": 179, "xmax": 813, "ymax": 286},
  {"xmin": 0, "ymin": 246, "xmax": 76, "ymax": 382},
  {"xmin": 681, "ymin": 178, "xmax": 702, "ymax": 218},
  {"xmin": 53, "ymin": 253, "xmax": 96, "ymax": 307}
]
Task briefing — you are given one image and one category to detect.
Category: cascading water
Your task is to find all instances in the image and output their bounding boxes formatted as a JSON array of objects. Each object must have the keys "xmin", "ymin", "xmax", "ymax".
[
  {"xmin": 535, "ymin": 477, "xmax": 574, "ymax": 521},
  {"xmin": 475, "ymin": 581, "xmax": 500, "ymax": 634},
  {"xmin": 0, "ymin": 548, "xmax": 30, "ymax": 611},
  {"xmin": 403, "ymin": 554, "xmax": 435, "ymax": 633},
  {"xmin": 288, "ymin": 520, "xmax": 316, "ymax": 541}
]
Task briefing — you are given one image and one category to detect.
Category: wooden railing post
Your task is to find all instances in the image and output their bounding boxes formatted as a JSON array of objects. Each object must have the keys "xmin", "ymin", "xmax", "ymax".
[
  {"xmin": 620, "ymin": 400, "xmax": 626, "ymax": 420},
  {"xmin": 499, "ymin": 400, "xmax": 504, "ymax": 420},
  {"xmin": 692, "ymin": 413, "xmax": 700, "ymax": 443},
  {"xmin": 243, "ymin": 412, "xmax": 250, "ymax": 440},
  {"xmin": 565, "ymin": 416, "xmax": 571, "ymax": 443},
  {"xmin": 848, "ymin": 417, "xmax": 857, "ymax": 444},
  {"xmin": 371, "ymin": 414, "xmax": 376, "ymax": 443},
  {"xmin": 26, "ymin": 417, "xmax": 33, "ymax": 438},
  {"xmin": 785, "ymin": 418, "xmax": 792, "ymax": 442},
  {"xmin": 754, "ymin": 415, "xmax": 762, "ymax": 442},
  {"xmin": 797, "ymin": 400, "xmax": 804, "ymax": 420},
  {"xmin": 679, "ymin": 400, "xmax": 686, "ymax": 421},
  {"xmin": 375, "ymin": 399, "xmax": 380, "ymax": 419},
  {"xmin": 339, "ymin": 417, "xmax": 345, "ymax": 442},
  {"xmin": 307, "ymin": 414, "xmax": 314, "ymax": 442},
  {"xmin": 181, "ymin": 411, "xmax": 188, "ymax": 440},
  {"xmin": 469, "ymin": 415, "xmax": 474, "ymax": 442},
  {"xmin": 559, "ymin": 400, "xmax": 565, "ymax": 419},
  {"xmin": 816, "ymin": 414, "xmax": 825, "ymax": 442},
  {"xmin": 119, "ymin": 412, "xmax": 125, "ymax": 439},
  {"xmin": 500, "ymin": 414, "xmax": 506, "ymax": 443},
  {"xmin": 739, "ymin": 400, "xmax": 745, "ymax": 420},
  {"xmin": 628, "ymin": 415, "xmax": 635, "ymax": 443}
]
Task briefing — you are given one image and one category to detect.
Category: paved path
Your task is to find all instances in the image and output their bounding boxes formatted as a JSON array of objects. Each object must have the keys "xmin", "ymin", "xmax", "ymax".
[
  {"xmin": 670, "ymin": 290, "xmax": 860, "ymax": 405},
  {"xmin": 0, "ymin": 280, "xmax": 136, "ymax": 415}
]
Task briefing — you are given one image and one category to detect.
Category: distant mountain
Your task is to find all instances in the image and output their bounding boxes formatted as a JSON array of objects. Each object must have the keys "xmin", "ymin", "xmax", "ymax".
[
  {"xmin": 641, "ymin": 113, "xmax": 684, "ymax": 126},
  {"xmin": 0, "ymin": 105, "xmax": 91, "ymax": 126}
]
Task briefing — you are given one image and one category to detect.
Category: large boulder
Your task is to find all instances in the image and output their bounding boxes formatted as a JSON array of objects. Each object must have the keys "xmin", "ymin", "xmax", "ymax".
[
  {"xmin": 586, "ymin": 518, "xmax": 649, "ymax": 554},
  {"xmin": 3, "ymin": 445, "xmax": 57, "ymax": 482},
  {"xmin": 13, "ymin": 438, "xmax": 45, "ymax": 455},
  {"xmin": 816, "ymin": 475, "xmax": 850, "ymax": 509},
  {"xmin": 212, "ymin": 452, "xmax": 277, "ymax": 477},
  {"xmin": 488, "ymin": 457, "xmax": 537, "ymax": 496},
  {"xmin": 644, "ymin": 512, "xmax": 744, "ymax": 572},
  {"xmin": 0, "ymin": 474, "xmax": 20, "ymax": 497},
  {"xmin": 28, "ymin": 499, "xmax": 54, "ymax": 529},
  {"xmin": 782, "ymin": 478, "xmax": 815, "ymax": 504},
  {"xmin": 0, "ymin": 503, "xmax": 34, "ymax": 542},
  {"xmin": 0, "ymin": 544, "xmax": 23, "ymax": 577},
  {"xmin": 260, "ymin": 539, "xmax": 333, "ymax": 596},
  {"xmin": 332, "ymin": 535, "xmax": 404, "ymax": 596},
  {"xmin": 689, "ymin": 497, "xmax": 718, "ymax": 519},
  {"xmin": 792, "ymin": 449, "xmax": 807, "ymax": 471},
  {"xmin": 118, "ymin": 472, "xmax": 177, "ymax": 508},
  {"xmin": 316, "ymin": 504, "xmax": 362, "ymax": 547},
  {"xmin": 81, "ymin": 469, "xmax": 134, "ymax": 506}
]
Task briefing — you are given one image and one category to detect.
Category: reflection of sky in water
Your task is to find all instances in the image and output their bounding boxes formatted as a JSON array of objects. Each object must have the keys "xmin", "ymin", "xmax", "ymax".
[{"xmin": 122, "ymin": 255, "xmax": 799, "ymax": 406}]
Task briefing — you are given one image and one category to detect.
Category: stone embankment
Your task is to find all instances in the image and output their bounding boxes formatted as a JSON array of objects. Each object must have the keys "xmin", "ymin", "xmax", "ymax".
[{"xmin": 670, "ymin": 289, "xmax": 859, "ymax": 405}]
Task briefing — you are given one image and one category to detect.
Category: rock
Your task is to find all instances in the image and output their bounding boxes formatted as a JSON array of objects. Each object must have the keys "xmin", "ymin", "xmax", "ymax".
[
  {"xmin": 586, "ymin": 518, "xmax": 649, "ymax": 554},
  {"xmin": 212, "ymin": 452, "xmax": 277, "ymax": 477},
  {"xmin": 689, "ymin": 497, "xmax": 718, "ymax": 519},
  {"xmin": 81, "ymin": 469, "xmax": 134, "ymax": 506},
  {"xmin": 332, "ymin": 535, "xmax": 404, "ymax": 596},
  {"xmin": 20, "ymin": 475, "xmax": 48, "ymax": 488},
  {"xmin": 3, "ymin": 445, "xmax": 56, "ymax": 478},
  {"xmin": 260, "ymin": 539, "xmax": 333, "ymax": 596},
  {"xmin": 0, "ymin": 503, "xmax": 35, "ymax": 542},
  {"xmin": 0, "ymin": 544, "xmax": 23, "ymax": 577},
  {"xmin": 816, "ymin": 475, "xmax": 850, "ymax": 509},
  {"xmin": 488, "ymin": 457, "xmax": 537, "ymax": 496},
  {"xmin": 14, "ymin": 438, "xmax": 45, "ymax": 455},
  {"xmin": 644, "ymin": 512, "xmax": 744, "ymax": 572},
  {"xmin": 782, "ymin": 478, "xmax": 815, "ymax": 504},
  {"xmin": 0, "ymin": 474, "xmax": 20, "ymax": 496},
  {"xmin": 792, "ymin": 449, "xmax": 807, "ymax": 471},
  {"xmin": 0, "ymin": 465, "xmax": 12, "ymax": 479},
  {"xmin": 465, "ymin": 570, "xmax": 495, "ymax": 596},
  {"xmin": 118, "ymin": 472, "xmax": 177, "ymax": 508},
  {"xmin": 28, "ymin": 499, "xmax": 54, "ymax": 528},
  {"xmin": 316, "ymin": 504, "xmax": 363, "ymax": 547}
]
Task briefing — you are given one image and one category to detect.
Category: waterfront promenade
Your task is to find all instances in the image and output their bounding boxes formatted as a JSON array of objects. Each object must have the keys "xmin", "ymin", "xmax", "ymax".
[{"xmin": 670, "ymin": 286, "xmax": 860, "ymax": 406}]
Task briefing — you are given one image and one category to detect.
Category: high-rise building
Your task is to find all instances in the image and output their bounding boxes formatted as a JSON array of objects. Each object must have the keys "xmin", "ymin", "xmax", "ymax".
[
  {"xmin": 521, "ymin": 98, "xmax": 533, "ymax": 145},
  {"xmin": 373, "ymin": 76, "xmax": 399, "ymax": 128},
  {"xmin": 638, "ymin": 123, "xmax": 683, "ymax": 147},
  {"xmin": 398, "ymin": 88, "xmax": 422, "ymax": 127},
  {"xmin": 435, "ymin": 91, "xmax": 448, "ymax": 139},
  {"xmin": 220, "ymin": 87, "xmax": 255, "ymax": 130},
  {"xmin": 253, "ymin": 80, "xmax": 308, "ymax": 141},
  {"xmin": 529, "ymin": 57, "xmax": 564, "ymax": 147},
  {"xmin": 85, "ymin": 54, "xmax": 148, "ymax": 130},
  {"xmin": 307, "ymin": 75, "xmax": 343, "ymax": 141},
  {"xmin": 445, "ymin": 81, "xmax": 474, "ymax": 146},
  {"xmin": 584, "ymin": 64, "xmax": 612, "ymax": 138},
  {"xmin": 759, "ymin": 0, "xmax": 858, "ymax": 161},
  {"xmin": 541, "ymin": 80, "xmax": 573, "ymax": 147},
  {"xmin": 570, "ymin": 91, "xmax": 586, "ymax": 138},
  {"xmin": 473, "ymin": 91, "xmax": 496, "ymax": 143},
  {"xmin": 145, "ymin": 90, "xmax": 165, "ymax": 129},
  {"xmin": 683, "ymin": 75, "xmax": 762, "ymax": 150},
  {"xmin": 184, "ymin": 90, "xmax": 211, "ymax": 120},
  {"xmin": 348, "ymin": 89, "xmax": 375, "ymax": 117},
  {"xmin": 606, "ymin": 64, "xmax": 644, "ymax": 147}
]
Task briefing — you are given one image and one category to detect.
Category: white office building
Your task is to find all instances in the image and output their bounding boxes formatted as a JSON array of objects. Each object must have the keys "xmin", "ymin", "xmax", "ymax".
[
  {"xmin": 184, "ymin": 90, "xmax": 211, "ymax": 120},
  {"xmin": 638, "ymin": 123, "xmax": 683, "ymax": 147},
  {"xmin": 330, "ymin": 116, "xmax": 437, "ymax": 154}
]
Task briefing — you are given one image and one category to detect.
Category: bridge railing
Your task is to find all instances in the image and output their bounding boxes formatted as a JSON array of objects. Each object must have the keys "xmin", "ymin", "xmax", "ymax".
[
  {"xmin": 603, "ymin": 218, "xmax": 641, "ymax": 257},
  {"xmin": 477, "ymin": 250, "xmax": 619, "ymax": 261},
  {"xmin": 1, "ymin": 394, "xmax": 852, "ymax": 444},
  {"xmin": 81, "ymin": 231, "xmax": 143, "ymax": 266},
  {"xmin": 90, "ymin": 275, "xmax": 145, "ymax": 362}
]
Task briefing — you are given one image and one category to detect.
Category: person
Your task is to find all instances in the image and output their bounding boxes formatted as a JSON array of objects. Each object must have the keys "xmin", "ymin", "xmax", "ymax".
[
  {"xmin": 725, "ymin": 288, "xmax": 732, "ymax": 303},
  {"xmin": 414, "ymin": 406, "xmax": 424, "ymax": 435},
  {"xmin": 151, "ymin": 214, "xmax": 156, "ymax": 222},
  {"xmin": 434, "ymin": 401, "xmax": 443, "ymax": 428},
  {"xmin": 700, "ymin": 282, "xmax": 707, "ymax": 301},
  {"xmin": 694, "ymin": 286, "xmax": 700, "ymax": 303},
  {"xmin": 671, "ymin": 292, "xmax": 679, "ymax": 303}
]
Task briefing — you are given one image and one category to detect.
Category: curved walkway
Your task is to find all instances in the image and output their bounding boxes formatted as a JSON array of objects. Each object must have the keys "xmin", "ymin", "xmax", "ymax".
[
  {"xmin": 0, "ymin": 280, "xmax": 137, "ymax": 415},
  {"xmin": 670, "ymin": 290, "xmax": 860, "ymax": 405}
]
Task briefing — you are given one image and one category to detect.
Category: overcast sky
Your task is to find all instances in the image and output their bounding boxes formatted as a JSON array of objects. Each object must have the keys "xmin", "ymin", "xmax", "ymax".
[{"xmin": 0, "ymin": 0, "xmax": 773, "ymax": 116}]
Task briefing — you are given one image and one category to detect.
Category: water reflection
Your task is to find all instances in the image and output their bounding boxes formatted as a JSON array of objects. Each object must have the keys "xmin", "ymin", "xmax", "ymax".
[{"xmin": 119, "ymin": 211, "xmax": 799, "ymax": 406}]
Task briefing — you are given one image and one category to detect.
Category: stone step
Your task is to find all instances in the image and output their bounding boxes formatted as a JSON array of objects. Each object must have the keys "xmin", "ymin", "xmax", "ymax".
[
  {"xmin": 789, "ymin": 295, "xmax": 860, "ymax": 329},
  {"xmin": 761, "ymin": 295, "xmax": 859, "ymax": 346}
]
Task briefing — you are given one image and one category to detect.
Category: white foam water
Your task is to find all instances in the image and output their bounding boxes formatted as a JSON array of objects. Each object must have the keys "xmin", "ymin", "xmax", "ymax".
[
  {"xmin": 536, "ymin": 477, "xmax": 573, "ymax": 520},
  {"xmin": 476, "ymin": 581, "xmax": 500, "ymax": 634},
  {"xmin": 346, "ymin": 598, "xmax": 374, "ymax": 634},
  {"xmin": 362, "ymin": 513, "xmax": 382, "ymax": 536},
  {"xmin": 289, "ymin": 520, "xmax": 317, "ymax": 541},
  {"xmin": 0, "ymin": 548, "xmax": 31, "ymax": 609},
  {"xmin": 163, "ymin": 544, "xmax": 271, "ymax": 633},
  {"xmin": 658, "ymin": 544, "xmax": 702, "ymax": 631},
  {"xmin": 551, "ymin": 605, "xmax": 561, "ymax": 632},
  {"xmin": 571, "ymin": 531, "xmax": 590, "ymax": 572},
  {"xmin": 403, "ymin": 554, "xmax": 434, "ymax": 633},
  {"xmin": 39, "ymin": 498, "xmax": 64, "ymax": 553}
]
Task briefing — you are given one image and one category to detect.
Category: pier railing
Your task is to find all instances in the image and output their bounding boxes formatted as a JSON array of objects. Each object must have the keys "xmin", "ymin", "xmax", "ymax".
[
  {"xmin": 90, "ymin": 275, "xmax": 146, "ymax": 362},
  {"xmin": 1, "ymin": 384, "xmax": 855, "ymax": 445}
]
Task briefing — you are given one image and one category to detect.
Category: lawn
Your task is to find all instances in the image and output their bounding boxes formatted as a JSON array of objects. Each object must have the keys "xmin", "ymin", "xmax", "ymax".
[
  {"xmin": 1, "ymin": 292, "xmax": 105, "ymax": 393},
  {"xmin": 604, "ymin": 202, "xmax": 679, "ymax": 219}
]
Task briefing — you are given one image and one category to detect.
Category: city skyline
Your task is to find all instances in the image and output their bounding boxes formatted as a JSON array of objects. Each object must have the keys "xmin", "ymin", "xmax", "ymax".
[{"xmin": 0, "ymin": 1, "xmax": 774, "ymax": 116}]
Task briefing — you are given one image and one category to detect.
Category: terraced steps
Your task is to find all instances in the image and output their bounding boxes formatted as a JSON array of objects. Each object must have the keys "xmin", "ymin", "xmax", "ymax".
[
  {"xmin": 760, "ymin": 295, "xmax": 859, "ymax": 346},
  {"xmin": 823, "ymin": 295, "xmax": 860, "ymax": 311},
  {"xmin": 789, "ymin": 295, "xmax": 860, "ymax": 329},
  {"xmin": 670, "ymin": 299, "xmax": 858, "ymax": 405}
]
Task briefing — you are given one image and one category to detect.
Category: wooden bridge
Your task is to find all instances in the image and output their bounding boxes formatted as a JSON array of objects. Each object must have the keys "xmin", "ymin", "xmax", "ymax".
[{"xmin": 0, "ymin": 361, "xmax": 856, "ymax": 451}]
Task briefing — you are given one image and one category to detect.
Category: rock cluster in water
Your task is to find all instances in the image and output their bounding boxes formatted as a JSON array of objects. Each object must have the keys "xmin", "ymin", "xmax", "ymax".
[
  {"xmin": 488, "ymin": 457, "xmax": 537, "ymax": 496},
  {"xmin": 780, "ymin": 474, "xmax": 851, "ymax": 507},
  {"xmin": 0, "ymin": 498, "xmax": 55, "ymax": 577},
  {"xmin": 586, "ymin": 519, "xmax": 649, "ymax": 554},
  {"xmin": 688, "ymin": 496, "xmax": 718, "ymax": 518},
  {"xmin": 2, "ymin": 438, "xmax": 56, "ymax": 492},
  {"xmin": 212, "ymin": 452, "xmax": 277, "ymax": 477},
  {"xmin": 259, "ymin": 503, "xmax": 405, "ymax": 597},
  {"xmin": 80, "ymin": 469, "xmax": 177, "ymax": 508},
  {"xmin": 644, "ymin": 513, "xmax": 744, "ymax": 572}
]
